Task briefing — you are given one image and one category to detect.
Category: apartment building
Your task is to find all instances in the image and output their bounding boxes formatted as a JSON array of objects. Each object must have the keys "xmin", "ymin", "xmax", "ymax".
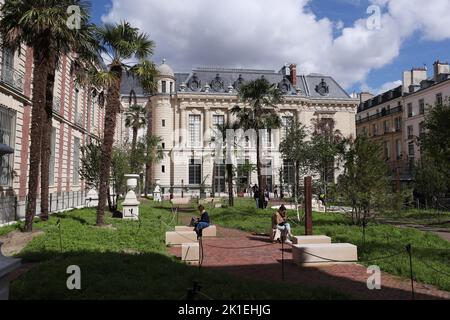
[{"xmin": 356, "ymin": 60, "xmax": 450, "ymax": 184}]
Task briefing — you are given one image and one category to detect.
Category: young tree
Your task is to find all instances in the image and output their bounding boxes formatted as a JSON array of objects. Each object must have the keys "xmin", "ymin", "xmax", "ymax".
[
  {"xmin": 413, "ymin": 155, "xmax": 448, "ymax": 208},
  {"xmin": 0, "ymin": 0, "xmax": 95, "ymax": 230},
  {"xmin": 279, "ymin": 120, "xmax": 310, "ymax": 208},
  {"xmin": 337, "ymin": 136, "xmax": 391, "ymax": 226},
  {"xmin": 309, "ymin": 118, "xmax": 344, "ymax": 198},
  {"xmin": 420, "ymin": 102, "xmax": 450, "ymax": 182},
  {"xmin": 232, "ymin": 79, "xmax": 282, "ymax": 209},
  {"xmin": 79, "ymin": 141, "xmax": 102, "ymax": 190},
  {"xmin": 125, "ymin": 104, "xmax": 147, "ymax": 172},
  {"xmin": 94, "ymin": 22, "xmax": 155, "ymax": 226}
]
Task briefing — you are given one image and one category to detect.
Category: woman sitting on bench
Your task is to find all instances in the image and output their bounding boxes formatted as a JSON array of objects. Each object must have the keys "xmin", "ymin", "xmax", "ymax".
[
  {"xmin": 190, "ymin": 205, "xmax": 210, "ymax": 239},
  {"xmin": 272, "ymin": 205, "xmax": 293, "ymax": 244}
]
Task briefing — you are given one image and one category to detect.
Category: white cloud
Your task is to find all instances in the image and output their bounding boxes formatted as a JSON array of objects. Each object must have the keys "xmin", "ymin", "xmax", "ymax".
[{"xmin": 102, "ymin": 0, "xmax": 450, "ymax": 90}]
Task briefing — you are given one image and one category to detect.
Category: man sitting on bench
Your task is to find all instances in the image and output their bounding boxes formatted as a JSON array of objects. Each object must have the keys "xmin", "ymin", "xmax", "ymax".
[
  {"xmin": 272, "ymin": 205, "xmax": 294, "ymax": 244},
  {"xmin": 190, "ymin": 205, "xmax": 210, "ymax": 239}
]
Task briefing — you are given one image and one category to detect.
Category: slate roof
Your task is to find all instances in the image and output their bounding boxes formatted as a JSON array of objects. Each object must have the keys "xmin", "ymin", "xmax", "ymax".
[{"xmin": 120, "ymin": 66, "xmax": 352, "ymax": 100}]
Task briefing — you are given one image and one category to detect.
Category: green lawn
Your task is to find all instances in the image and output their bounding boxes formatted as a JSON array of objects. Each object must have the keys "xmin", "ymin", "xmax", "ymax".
[
  {"xmin": 379, "ymin": 209, "xmax": 450, "ymax": 228},
  {"xmin": 3, "ymin": 200, "xmax": 345, "ymax": 300},
  {"xmin": 207, "ymin": 199, "xmax": 450, "ymax": 292}
]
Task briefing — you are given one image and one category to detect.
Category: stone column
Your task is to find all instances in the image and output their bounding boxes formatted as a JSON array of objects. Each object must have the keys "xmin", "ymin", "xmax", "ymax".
[
  {"xmin": 180, "ymin": 105, "xmax": 187, "ymax": 148},
  {"xmin": 204, "ymin": 106, "xmax": 211, "ymax": 148}
]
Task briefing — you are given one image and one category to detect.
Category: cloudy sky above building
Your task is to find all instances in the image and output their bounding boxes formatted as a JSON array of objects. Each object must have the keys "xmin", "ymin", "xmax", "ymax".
[{"xmin": 92, "ymin": 0, "xmax": 450, "ymax": 94}]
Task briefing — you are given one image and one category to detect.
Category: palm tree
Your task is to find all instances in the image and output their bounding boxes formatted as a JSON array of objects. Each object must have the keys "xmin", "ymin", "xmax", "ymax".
[
  {"xmin": 138, "ymin": 135, "xmax": 164, "ymax": 196},
  {"xmin": 125, "ymin": 104, "xmax": 147, "ymax": 171},
  {"xmin": 214, "ymin": 122, "xmax": 239, "ymax": 207},
  {"xmin": 0, "ymin": 0, "xmax": 94, "ymax": 231},
  {"xmin": 232, "ymin": 78, "xmax": 282, "ymax": 209},
  {"xmin": 94, "ymin": 21, "xmax": 155, "ymax": 226}
]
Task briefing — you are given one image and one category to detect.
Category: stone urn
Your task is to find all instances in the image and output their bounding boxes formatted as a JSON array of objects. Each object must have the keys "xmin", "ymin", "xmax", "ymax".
[
  {"xmin": 153, "ymin": 179, "xmax": 162, "ymax": 202},
  {"xmin": 122, "ymin": 174, "xmax": 141, "ymax": 220}
]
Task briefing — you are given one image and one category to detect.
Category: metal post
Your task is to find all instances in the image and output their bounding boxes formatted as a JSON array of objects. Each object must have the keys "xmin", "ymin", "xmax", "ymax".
[
  {"xmin": 406, "ymin": 244, "xmax": 415, "ymax": 300},
  {"xmin": 281, "ymin": 240, "xmax": 285, "ymax": 281},
  {"xmin": 304, "ymin": 176, "xmax": 313, "ymax": 236}
]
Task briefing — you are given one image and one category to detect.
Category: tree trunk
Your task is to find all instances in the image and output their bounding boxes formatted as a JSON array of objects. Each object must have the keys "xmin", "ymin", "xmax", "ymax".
[
  {"xmin": 24, "ymin": 51, "xmax": 50, "ymax": 232},
  {"xmin": 256, "ymin": 131, "xmax": 265, "ymax": 209},
  {"xmin": 40, "ymin": 53, "xmax": 57, "ymax": 221},
  {"xmin": 227, "ymin": 164, "xmax": 234, "ymax": 207},
  {"xmin": 97, "ymin": 64, "xmax": 122, "ymax": 226},
  {"xmin": 131, "ymin": 127, "xmax": 138, "ymax": 171}
]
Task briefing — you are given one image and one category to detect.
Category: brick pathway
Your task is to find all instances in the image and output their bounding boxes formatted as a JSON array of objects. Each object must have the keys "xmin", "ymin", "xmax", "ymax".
[{"xmin": 169, "ymin": 226, "xmax": 450, "ymax": 300}]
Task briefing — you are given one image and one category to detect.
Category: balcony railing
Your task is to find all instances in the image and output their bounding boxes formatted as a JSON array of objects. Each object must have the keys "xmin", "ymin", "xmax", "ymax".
[
  {"xmin": 0, "ymin": 65, "xmax": 24, "ymax": 93},
  {"xmin": 357, "ymin": 106, "xmax": 403, "ymax": 125}
]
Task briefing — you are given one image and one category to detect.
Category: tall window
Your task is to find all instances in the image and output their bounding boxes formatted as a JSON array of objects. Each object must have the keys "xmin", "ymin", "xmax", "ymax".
[
  {"xmin": 262, "ymin": 129, "xmax": 272, "ymax": 148},
  {"xmin": 213, "ymin": 162, "xmax": 226, "ymax": 193},
  {"xmin": 261, "ymin": 159, "xmax": 273, "ymax": 192},
  {"xmin": 396, "ymin": 140, "xmax": 402, "ymax": 160},
  {"xmin": 73, "ymin": 137, "xmax": 80, "ymax": 185},
  {"xmin": 236, "ymin": 159, "xmax": 250, "ymax": 193},
  {"xmin": 91, "ymin": 95, "xmax": 95, "ymax": 130},
  {"xmin": 372, "ymin": 124, "xmax": 378, "ymax": 136},
  {"xmin": 384, "ymin": 141, "xmax": 391, "ymax": 160},
  {"xmin": 283, "ymin": 160, "xmax": 295, "ymax": 186},
  {"xmin": 407, "ymin": 125, "xmax": 414, "ymax": 140},
  {"xmin": 189, "ymin": 158, "xmax": 202, "ymax": 185},
  {"xmin": 162, "ymin": 81, "xmax": 167, "ymax": 94},
  {"xmin": 189, "ymin": 115, "xmax": 201, "ymax": 147},
  {"xmin": 407, "ymin": 103, "xmax": 413, "ymax": 118},
  {"xmin": 395, "ymin": 117, "xmax": 402, "ymax": 132},
  {"xmin": 1, "ymin": 48, "xmax": 14, "ymax": 85},
  {"xmin": 384, "ymin": 120, "xmax": 391, "ymax": 134},
  {"xmin": 408, "ymin": 142, "xmax": 415, "ymax": 158},
  {"xmin": 0, "ymin": 107, "xmax": 14, "ymax": 187},
  {"xmin": 281, "ymin": 116, "xmax": 293, "ymax": 138},
  {"xmin": 49, "ymin": 128, "xmax": 56, "ymax": 186},
  {"xmin": 419, "ymin": 99, "xmax": 425, "ymax": 115}
]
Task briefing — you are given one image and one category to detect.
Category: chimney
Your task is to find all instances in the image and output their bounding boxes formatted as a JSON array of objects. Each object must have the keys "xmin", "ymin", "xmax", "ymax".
[
  {"xmin": 290, "ymin": 64, "xmax": 297, "ymax": 87},
  {"xmin": 433, "ymin": 60, "xmax": 450, "ymax": 82},
  {"xmin": 403, "ymin": 68, "xmax": 427, "ymax": 93}
]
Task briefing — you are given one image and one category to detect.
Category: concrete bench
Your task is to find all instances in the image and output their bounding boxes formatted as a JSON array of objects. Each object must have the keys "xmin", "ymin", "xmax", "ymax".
[
  {"xmin": 292, "ymin": 235, "xmax": 332, "ymax": 245},
  {"xmin": 0, "ymin": 243, "xmax": 21, "ymax": 300},
  {"xmin": 292, "ymin": 243, "xmax": 358, "ymax": 267},
  {"xmin": 175, "ymin": 225, "xmax": 217, "ymax": 237},
  {"xmin": 165, "ymin": 231, "xmax": 198, "ymax": 246},
  {"xmin": 171, "ymin": 198, "xmax": 191, "ymax": 206},
  {"xmin": 182, "ymin": 243, "xmax": 200, "ymax": 265}
]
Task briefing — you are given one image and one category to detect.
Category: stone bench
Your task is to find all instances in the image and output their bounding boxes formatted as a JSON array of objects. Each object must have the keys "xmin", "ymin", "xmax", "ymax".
[
  {"xmin": 0, "ymin": 243, "xmax": 21, "ymax": 300},
  {"xmin": 292, "ymin": 235, "xmax": 332, "ymax": 245},
  {"xmin": 165, "ymin": 231, "xmax": 198, "ymax": 246},
  {"xmin": 182, "ymin": 243, "xmax": 200, "ymax": 265},
  {"xmin": 171, "ymin": 198, "xmax": 191, "ymax": 206},
  {"xmin": 292, "ymin": 243, "xmax": 358, "ymax": 267},
  {"xmin": 175, "ymin": 225, "xmax": 217, "ymax": 237}
]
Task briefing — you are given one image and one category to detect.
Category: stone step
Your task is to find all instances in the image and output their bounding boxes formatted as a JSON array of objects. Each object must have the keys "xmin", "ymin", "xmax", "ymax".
[
  {"xmin": 292, "ymin": 243, "xmax": 358, "ymax": 267},
  {"xmin": 165, "ymin": 231, "xmax": 198, "ymax": 246},
  {"xmin": 175, "ymin": 225, "xmax": 217, "ymax": 237},
  {"xmin": 292, "ymin": 235, "xmax": 332, "ymax": 245}
]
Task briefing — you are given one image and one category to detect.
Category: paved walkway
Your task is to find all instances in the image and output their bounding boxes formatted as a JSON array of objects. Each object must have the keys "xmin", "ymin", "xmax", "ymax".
[
  {"xmin": 377, "ymin": 219, "xmax": 450, "ymax": 242},
  {"xmin": 169, "ymin": 226, "xmax": 450, "ymax": 300}
]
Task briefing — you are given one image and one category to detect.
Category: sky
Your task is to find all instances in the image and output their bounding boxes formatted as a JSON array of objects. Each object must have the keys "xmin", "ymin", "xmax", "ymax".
[{"xmin": 91, "ymin": 0, "xmax": 450, "ymax": 95}]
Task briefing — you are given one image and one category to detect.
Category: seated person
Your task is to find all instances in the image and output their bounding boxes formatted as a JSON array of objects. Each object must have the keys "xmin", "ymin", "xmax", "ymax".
[
  {"xmin": 272, "ymin": 205, "xmax": 293, "ymax": 244},
  {"xmin": 191, "ymin": 205, "xmax": 210, "ymax": 239}
]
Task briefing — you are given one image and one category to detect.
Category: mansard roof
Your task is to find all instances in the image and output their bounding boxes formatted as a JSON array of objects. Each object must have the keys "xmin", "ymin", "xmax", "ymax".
[{"xmin": 121, "ymin": 66, "xmax": 352, "ymax": 100}]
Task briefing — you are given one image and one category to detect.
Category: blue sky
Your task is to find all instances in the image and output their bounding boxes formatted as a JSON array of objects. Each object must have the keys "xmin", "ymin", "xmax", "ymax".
[{"xmin": 91, "ymin": 0, "xmax": 450, "ymax": 95}]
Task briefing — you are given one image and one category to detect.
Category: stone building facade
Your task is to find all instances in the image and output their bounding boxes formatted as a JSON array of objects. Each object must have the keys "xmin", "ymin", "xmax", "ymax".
[{"xmin": 120, "ymin": 61, "xmax": 358, "ymax": 198}]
